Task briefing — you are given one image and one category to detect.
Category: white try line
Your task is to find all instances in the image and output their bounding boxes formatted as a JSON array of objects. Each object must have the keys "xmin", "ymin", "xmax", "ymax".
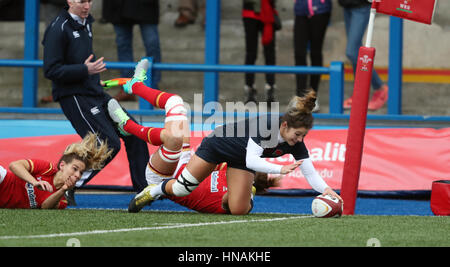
[{"xmin": 0, "ymin": 215, "xmax": 313, "ymax": 240}]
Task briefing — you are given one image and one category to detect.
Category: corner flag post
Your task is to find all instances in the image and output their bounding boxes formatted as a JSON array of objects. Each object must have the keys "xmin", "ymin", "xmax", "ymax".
[
  {"xmin": 340, "ymin": 0, "xmax": 438, "ymax": 215},
  {"xmin": 340, "ymin": 4, "xmax": 378, "ymax": 215}
]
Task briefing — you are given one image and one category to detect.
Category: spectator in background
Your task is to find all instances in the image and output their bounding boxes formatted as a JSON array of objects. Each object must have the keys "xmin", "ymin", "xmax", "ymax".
[
  {"xmin": 174, "ymin": 0, "xmax": 206, "ymax": 28},
  {"xmin": 293, "ymin": 0, "xmax": 332, "ymax": 113},
  {"xmin": 242, "ymin": 0, "xmax": 280, "ymax": 105},
  {"xmin": 40, "ymin": 0, "xmax": 67, "ymax": 104},
  {"xmin": 42, "ymin": 0, "xmax": 151, "ymax": 205},
  {"xmin": 102, "ymin": 0, "xmax": 161, "ymax": 101},
  {"xmin": 339, "ymin": 0, "xmax": 388, "ymax": 111}
]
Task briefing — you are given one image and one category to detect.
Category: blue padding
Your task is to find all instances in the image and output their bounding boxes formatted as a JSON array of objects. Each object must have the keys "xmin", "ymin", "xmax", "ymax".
[
  {"xmin": 265, "ymin": 189, "xmax": 431, "ymax": 199},
  {"xmin": 69, "ymin": 193, "xmax": 433, "ymax": 216}
]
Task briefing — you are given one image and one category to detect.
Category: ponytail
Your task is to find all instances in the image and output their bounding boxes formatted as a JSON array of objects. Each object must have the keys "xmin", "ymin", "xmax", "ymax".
[{"xmin": 281, "ymin": 89, "xmax": 316, "ymax": 129}]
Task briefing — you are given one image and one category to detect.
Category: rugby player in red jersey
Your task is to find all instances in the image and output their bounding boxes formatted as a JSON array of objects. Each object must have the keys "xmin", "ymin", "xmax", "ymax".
[{"xmin": 0, "ymin": 132, "xmax": 112, "ymax": 209}]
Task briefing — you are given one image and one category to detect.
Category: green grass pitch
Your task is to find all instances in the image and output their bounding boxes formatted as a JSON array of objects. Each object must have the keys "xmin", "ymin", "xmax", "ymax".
[{"xmin": 0, "ymin": 209, "xmax": 448, "ymax": 247}]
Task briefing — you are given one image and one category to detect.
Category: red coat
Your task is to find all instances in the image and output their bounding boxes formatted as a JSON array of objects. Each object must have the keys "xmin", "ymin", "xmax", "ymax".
[{"xmin": 242, "ymin": 0, "xmax": 278, "ymax": 45}]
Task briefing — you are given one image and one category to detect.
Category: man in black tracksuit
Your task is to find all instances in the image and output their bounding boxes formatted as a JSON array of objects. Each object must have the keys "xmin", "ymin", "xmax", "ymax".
[{"xmin": 42, "ymin": 1, "xmax": 150, "ymax": 204}]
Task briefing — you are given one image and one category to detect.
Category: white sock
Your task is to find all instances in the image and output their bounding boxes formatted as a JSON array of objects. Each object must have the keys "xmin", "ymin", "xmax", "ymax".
[{"xmin": 150, "ymin": 182, "xmax": 165, "ymax": 198}]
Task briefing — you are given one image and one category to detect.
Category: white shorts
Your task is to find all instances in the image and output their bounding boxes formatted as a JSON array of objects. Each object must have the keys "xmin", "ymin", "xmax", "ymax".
[
  {"xmin": 0, "ymin": 165, "xmax": 7, "ymax": 185},
  {"xmin": 145, "ymin": 149, "xmax": 192, "ymax": 185}
]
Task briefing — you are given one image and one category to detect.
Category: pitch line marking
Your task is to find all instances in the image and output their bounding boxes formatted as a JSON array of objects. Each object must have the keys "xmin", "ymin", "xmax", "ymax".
[{"xmin": 0, "ymin": 215, "xmax": 313, "ymax": 240}]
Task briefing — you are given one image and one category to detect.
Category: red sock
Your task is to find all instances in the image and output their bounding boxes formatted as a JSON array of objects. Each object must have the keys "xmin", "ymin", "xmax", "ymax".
[
  {"xmin": 131, "ymin": 82, "xmax": 176, "ymax": 109},
  {"xmin": 123, "ymin": 120, "xmax": 163, "ymax": 146}
]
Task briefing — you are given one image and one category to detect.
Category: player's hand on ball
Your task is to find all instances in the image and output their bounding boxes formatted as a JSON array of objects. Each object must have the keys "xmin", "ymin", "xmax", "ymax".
[{"xmin": 323, "ymin": 187, "xmax": 343, "ymax": 203}]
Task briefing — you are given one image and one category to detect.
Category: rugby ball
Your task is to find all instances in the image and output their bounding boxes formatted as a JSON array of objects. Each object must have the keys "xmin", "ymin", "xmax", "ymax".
[{"xmin": 311, "ymin": 194, "xmax": 343, "ymax": 218}]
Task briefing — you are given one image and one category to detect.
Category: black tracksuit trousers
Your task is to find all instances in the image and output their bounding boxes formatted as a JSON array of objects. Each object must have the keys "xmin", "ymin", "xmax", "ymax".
[{"xmin": 59, "ymin": 93, "xmax": 149, "ymax": 192}]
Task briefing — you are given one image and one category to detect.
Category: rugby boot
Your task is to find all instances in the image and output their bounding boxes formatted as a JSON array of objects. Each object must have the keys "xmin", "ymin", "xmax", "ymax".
[
  {"xmin": 107, "ymin": 98, "xmax": 131, "ymax": 136},
  {"xmin": 128, "ymin": 184, "xmax": 158, "ymax": 213},
  {"xmin": 123, "ymin": 58, "xmax": 150, "ymax": 94}
]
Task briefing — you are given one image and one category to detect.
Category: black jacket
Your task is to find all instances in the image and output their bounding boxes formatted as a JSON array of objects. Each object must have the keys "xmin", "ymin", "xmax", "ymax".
[
  {"xmin": 102, "ymin": 0, "xmax": 159, "ymax": 25},
  {"xmin": 42, "ymin": 8, "xmax": 104, "ymax": 101}
]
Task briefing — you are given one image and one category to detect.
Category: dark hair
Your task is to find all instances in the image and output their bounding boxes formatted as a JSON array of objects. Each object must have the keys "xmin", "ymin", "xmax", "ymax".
[
  {"xmin": 253, "ymin": 173, "xmax": 282, "ymax": 195},
  {"xmin": 280, "ymin": 89, "xmax": 316, "ymax": 129}
]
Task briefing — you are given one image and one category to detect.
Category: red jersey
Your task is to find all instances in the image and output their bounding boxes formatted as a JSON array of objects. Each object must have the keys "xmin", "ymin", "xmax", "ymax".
[
  {"xmin": 168, "ymin": 163, "xmax": 228, "ymax": 214},
  {"xmin": 0, "ymin": 159, "xmax": 67, "ymax": 209}
]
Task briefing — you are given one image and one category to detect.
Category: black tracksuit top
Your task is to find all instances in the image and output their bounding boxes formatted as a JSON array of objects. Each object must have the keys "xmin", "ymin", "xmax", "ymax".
[{"xmin": 42, "ymin": 8, "xmax": 104, "ymax": 101}]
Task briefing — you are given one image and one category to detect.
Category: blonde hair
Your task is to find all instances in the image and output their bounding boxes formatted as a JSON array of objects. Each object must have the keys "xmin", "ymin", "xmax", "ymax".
[
  {"xmin": 59, "ymin": 132, "xmax": 113, "ymax": 170},
  {"xmin": 281, "ymin": 89, "xmax": 316, "ymax": 129}
]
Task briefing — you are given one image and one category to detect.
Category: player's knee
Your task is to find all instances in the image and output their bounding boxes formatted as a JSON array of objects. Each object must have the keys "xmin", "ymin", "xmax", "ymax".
[
  {"xmin": 172, "ymin": 168, "xmax": 199, "ymax": 197},
  {"xmin": 158, "ymin": 131, "xmax": 183, "ymax": 163},
  {"xmin": 164, "ymin": 131, "xmax": 183, "ymax": 149},
  {"xmin": 229, "ymin": 205, "xmax": 251, "ymax": 215},
  {"xmin": 228, "ymin": 200, "xmax": 252, "ymax": 215}
]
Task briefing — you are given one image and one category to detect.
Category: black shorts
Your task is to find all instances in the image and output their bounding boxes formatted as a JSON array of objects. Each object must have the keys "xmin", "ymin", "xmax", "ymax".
[{"xmin": 195, "ymin": 135, "xmax": 255, "ymax": 173}]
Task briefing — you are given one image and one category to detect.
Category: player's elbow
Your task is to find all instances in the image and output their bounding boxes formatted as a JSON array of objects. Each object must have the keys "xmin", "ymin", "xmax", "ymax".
[
  {"xmin": 9, "ymin": 160, "xmax": 24, "ymax": 173},
  {"xmin": 8, "ymin": 161, "xmax": 17, "ymax": 170}
]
